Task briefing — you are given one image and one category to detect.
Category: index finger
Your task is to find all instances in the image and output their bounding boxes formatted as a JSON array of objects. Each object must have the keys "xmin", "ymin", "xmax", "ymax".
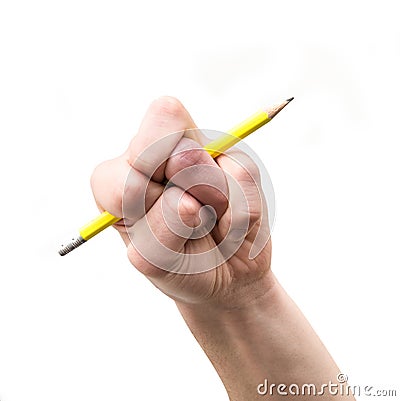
[{"xmin": 126, "ymin": 96, "xmax": 197, "ymax": 182}]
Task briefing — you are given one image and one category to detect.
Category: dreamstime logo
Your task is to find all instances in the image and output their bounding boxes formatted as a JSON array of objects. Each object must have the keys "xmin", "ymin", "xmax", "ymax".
[
  {"xmin": 337, "ymin": 373, "xmax": 348, "ymax": 383},
  {"xmin": 257, "ymin": 373, "xmax": 398, "ymax": 397},
  {"xmin": 122, "ymin": 129, "xmax": 275, "ymax": 274}
]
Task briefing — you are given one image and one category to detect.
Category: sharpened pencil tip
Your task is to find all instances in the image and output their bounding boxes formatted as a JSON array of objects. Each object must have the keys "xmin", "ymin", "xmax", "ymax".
[{"xmin": 264, "ymin": 97, "xmax": 294, "ymax": 119}]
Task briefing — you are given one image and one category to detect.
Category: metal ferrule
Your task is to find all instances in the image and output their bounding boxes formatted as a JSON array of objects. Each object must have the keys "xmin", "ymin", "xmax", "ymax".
[{"xmin": 58, "ymin": 236, "xmax": 86, "ymax": 256}]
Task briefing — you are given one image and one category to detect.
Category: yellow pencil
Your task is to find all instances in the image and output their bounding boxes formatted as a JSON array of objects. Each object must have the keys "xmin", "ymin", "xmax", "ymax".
[{"xmin": 59, "ymin": 97, "xmax": 294, "ymax": 256}]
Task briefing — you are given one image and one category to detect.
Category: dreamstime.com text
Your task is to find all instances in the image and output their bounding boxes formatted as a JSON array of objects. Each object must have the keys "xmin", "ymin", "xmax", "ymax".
[{"xmin": 257, "ymin": 374, "xmax": 397, "ymax": 397}]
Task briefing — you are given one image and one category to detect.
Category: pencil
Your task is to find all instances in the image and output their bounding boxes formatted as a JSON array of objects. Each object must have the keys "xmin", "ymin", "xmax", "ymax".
[{"xmin": 59, "ymin": 97, "xmax": 294, "ymax": 256}]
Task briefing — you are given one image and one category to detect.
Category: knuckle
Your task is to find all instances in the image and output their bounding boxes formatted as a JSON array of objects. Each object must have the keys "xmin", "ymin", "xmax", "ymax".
[
  {"xmin": 229, "ymin": 205, "xmax": 262, "ymax": 234},
  {"xmin": 238, "ymin": 158, "xmax": 261, "ymax": 184},
  {"xmin": 178, "ymin": 146, "xmax": 205, "ymax": 168},
  {"xmin": 227, "ymin": 162, "xmax": 251, "ymax": 183},
  {"xmin": 162, "ymin": 187, "xmax": 201, "ymax": 229},
  {"xmin": 149, "ymin": 96, "xmax": 185, "ymax": 120},
  {"xmin": 244, "ymin": 161, "xmax": 261, "ymax": 184},
  {"xmin": 169, "ymin": 138, "xmax": 206, "ymax": 171},
  {"xmin": 226, "ymin": 151, "xmax": 261, "ymax": 184},
  {"xmin": 228, "ymin": 180, "xmax": 263, "ymax": 230},
  {"xmin": 176, "ymin": 191, "xmax": 201, "ymax": 228}
]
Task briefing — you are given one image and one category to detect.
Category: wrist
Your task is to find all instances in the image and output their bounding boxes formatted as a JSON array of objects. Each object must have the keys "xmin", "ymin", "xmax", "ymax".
[
  {"xmin": 175, "ymin": 268, "xmax": 278, "ymax": 324},
  {"xmin": 175, "ymin": 271, "xmax": 283, "ymax": 399}
]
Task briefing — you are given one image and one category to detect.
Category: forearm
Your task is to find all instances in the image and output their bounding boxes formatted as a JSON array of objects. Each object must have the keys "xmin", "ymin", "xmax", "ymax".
[{"xmin": 176, "ymin": 271, "xmax": 354, "ymax": 401}]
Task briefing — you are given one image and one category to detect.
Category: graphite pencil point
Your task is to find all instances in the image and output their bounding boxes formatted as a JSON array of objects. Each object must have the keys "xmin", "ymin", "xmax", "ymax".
[{"xmin": 264, "ymin": 97, "xmax": 294, "ymax": 119}]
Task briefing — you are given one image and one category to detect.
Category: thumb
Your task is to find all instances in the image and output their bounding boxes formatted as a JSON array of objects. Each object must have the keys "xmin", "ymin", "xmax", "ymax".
[{"xmin": 126, "ymin": 186, "xmax": 216, "ymax": 277}]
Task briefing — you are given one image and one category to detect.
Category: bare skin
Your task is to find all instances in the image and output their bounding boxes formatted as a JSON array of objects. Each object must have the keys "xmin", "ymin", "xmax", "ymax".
[{"xmin": 90, "ymin": 96, "xmax": 355, "ymax": 401}]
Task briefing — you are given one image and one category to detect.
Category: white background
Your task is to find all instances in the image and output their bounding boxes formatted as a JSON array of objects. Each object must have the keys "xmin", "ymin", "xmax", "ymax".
[{"xmin": 0, "ymin": 1, "xmax": 399, "ymax": 400}]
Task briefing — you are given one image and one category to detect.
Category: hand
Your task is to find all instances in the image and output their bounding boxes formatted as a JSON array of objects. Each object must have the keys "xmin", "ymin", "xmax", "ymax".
[
  {"xmin": 91, "ymin": 97, "xmax": 353, "ymax": 401},
  {"xmin": 90, "ymin": 96, "xmax": 273, "ymax": 308}
]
